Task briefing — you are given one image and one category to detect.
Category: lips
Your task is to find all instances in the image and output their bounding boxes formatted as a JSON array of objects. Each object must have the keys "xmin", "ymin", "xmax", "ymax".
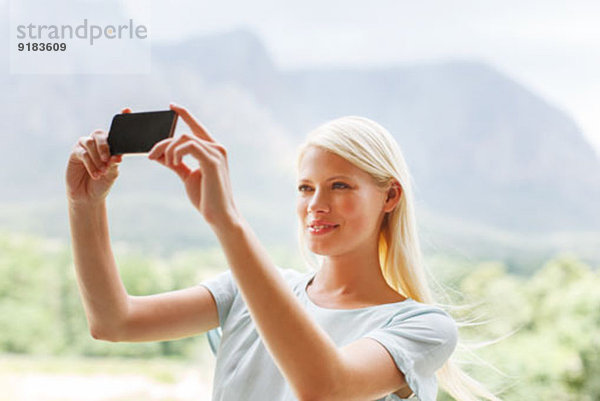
[
  {"xmin": 307, "ymin": 220, "xmax": 339, "ymax": 228},
  {"xmin": 307, "ymin": 220, "xmax": 339, "ymax": 234}
]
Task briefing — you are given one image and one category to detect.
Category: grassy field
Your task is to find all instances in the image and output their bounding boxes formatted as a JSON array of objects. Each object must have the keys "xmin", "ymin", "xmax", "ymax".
[{"xmin": 0, "ymin": 354, "xmax": 215, "ymax": 401}]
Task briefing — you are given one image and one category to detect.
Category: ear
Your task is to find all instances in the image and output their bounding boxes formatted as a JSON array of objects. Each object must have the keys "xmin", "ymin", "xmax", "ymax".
[{"xmin": 383, "ymin": 181, "xmax": 402, "ymax": 213}]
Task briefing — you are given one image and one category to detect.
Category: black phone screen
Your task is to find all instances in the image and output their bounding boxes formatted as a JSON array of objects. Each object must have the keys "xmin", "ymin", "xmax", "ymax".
[{"xmin": 108, "ymin": 110, "xmax": 178, "ymax": 155}]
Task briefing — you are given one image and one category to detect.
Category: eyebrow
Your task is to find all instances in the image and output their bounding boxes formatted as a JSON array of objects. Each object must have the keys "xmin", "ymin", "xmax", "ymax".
[{"xmin": 298, "ymin": 175, "xmax": 353, "ymax": 183}]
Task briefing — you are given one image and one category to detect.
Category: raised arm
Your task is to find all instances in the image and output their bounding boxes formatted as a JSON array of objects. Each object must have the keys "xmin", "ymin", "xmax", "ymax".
[
  {"xmin": 66, "ymin": 117, "xmax": 130, "ymax": 340},
  {"xmin": 68, "ymin": 199, "xmax": 129, "ymax": 339},
  {"xmin": 68, "ymin": 200, "xmax": 220, "ymax": 342},
  {"xmin": 66, "ymin": 109, "xmax": 219, "ymax": 343},
  {"xmin": 146, "ymin": 104, "xmax": 419, "ymax": 400}
]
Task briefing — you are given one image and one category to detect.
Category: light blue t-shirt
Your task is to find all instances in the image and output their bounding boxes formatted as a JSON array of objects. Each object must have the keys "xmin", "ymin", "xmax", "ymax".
[{"xmin": 199, "ymin": 266, "xmax": 458, "ymax": 401}]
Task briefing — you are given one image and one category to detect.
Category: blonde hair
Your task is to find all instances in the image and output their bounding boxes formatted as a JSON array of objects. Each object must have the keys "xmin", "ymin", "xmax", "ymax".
[{"xmin": 295, "ymin": 116, "xmax": 507, "ymax": 401}]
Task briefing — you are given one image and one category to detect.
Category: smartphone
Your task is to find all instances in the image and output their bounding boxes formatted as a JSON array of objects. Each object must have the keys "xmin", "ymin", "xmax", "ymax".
[{"xmin": 107, "ymin": 110, "xmax": 178, "ymax": 155}]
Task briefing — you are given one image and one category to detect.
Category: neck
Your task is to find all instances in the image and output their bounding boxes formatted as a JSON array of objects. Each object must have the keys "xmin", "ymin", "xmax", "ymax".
[{"xmin": 311, "ymin": 242, "xmax": 390, "ymax": 298}]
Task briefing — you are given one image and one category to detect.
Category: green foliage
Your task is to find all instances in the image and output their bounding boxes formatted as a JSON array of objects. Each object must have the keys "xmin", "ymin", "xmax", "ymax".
[
  {"xmin": 1, "ymin": 231, "xmax": 599, "ymax": 400},
  {"xmin": 446, "ymin": 252, "xmax": 600, "ymax": 401},
  {"xmin": 0, "ymin": 231, "xmax": 223, "ymax": 358}
]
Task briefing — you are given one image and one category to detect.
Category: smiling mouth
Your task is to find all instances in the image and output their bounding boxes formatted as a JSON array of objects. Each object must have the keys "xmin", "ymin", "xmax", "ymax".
[{"xmin": 307, "ymin": 224, "xmax": 339, "ymax": 234}]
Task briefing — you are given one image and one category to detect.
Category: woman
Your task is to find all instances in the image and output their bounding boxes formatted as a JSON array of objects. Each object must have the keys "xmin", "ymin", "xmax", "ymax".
[{"xmin": 66, "ymin": 103, "xmax": 502, "ymax": 401}]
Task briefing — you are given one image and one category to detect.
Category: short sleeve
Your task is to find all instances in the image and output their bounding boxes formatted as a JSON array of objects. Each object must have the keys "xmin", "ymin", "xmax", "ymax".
[
  {"xmin": 198, "ymin": 269, "xmax": 238, "ymax": 328},
  {"xmin": 363, "ymin": 308, "xmax": 459, "ymax": 401},
  {"xmin": 198, "ymin": 269, "xmax": 238, "ymax": 355}
]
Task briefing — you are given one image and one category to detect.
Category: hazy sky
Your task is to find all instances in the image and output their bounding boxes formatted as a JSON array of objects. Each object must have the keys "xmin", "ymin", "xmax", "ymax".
[{"xmin": 133, "ymin": 0, "xmax": 600, "ymax": 155}]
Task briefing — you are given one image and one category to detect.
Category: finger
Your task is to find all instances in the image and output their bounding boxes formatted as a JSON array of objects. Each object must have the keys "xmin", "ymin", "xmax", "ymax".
[
  {"xmin": 212, "ymin": 142, "xmax": 228, "ymax": 158},
  {"xmin": 92, "ymin": 130, "xmax": 111, "ymax": 162},
  {"xmin": 164, "ymin": 134, "xmax": 197, "ymax": 166},
  {"xmin": 150, "ymin": 152, "xmax": 191, "ymax": 181},
  {"xmin": 106, "ymin": 154, "xmax": 122, "ymax": 168},
  {"xmin": 76, "ymin": 146, "xmax": 99, "ymax": 179},
  {"xmin": 148, "ymin": 137, "xmax": 174, "ymax": 162},
  {"xmin": 168, "ymin": 134, "xmax": 220, "ymax": 167},
  {"xmin": 169, "ymin": 103, "xmax": 215, "ymax": 142},
  {"xmin": 173, "ymin": 140, "xmax": 219, "ymax": 169},
  {"xmin": 78, "ymin": 135, "xmax": 104, "ymax": 173},
  {"xmin": 97, "ymin": 155, "xmax": 123, "ymax": 178}
]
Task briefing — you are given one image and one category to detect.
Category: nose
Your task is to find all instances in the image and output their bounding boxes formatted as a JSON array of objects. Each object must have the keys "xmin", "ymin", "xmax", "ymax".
[{"xmin": 307, "ymin": 188, "xmax": 330, "ymax": 214}]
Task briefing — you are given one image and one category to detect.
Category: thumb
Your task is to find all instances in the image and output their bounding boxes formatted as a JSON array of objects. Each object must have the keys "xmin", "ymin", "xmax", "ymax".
[
  {"xmin": 105, "ymin": 157, "xmax": 121, "ymax": 177},
  {"xmin": 104, "ymin": 155, "xmax": 122, "ymax": 172},
  {"xmin": 107, "ymin": 155, "xmax": 122, "ymax": 166}
]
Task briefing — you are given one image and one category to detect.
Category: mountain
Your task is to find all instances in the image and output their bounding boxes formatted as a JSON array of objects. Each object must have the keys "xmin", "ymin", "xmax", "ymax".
[
  {"xmin": 153, "ymin": 32, "xmax": 600, "ymax": 232},
  {"xmin": 1, "ymin": 27, "xmax": 599, "ymax": 271}
]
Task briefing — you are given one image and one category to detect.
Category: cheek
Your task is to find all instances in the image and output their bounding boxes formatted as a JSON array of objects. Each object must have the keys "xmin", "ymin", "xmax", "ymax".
[
  {"xmin": 338, "ymin": 196, "xmax": 381, "ymax": 232},
  {"xmin": 337, "ymin": 198, "xmax": 369, "ymax": 229},
  {"xmin": 296, "ymin": 198, "xmax": 307, "ymax": 218}
]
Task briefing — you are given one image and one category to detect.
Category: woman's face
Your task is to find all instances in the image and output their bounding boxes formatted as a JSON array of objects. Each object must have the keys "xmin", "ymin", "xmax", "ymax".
[{"xmin": 296, "ymin": 146, "xmax": 388, "ymax": 257}]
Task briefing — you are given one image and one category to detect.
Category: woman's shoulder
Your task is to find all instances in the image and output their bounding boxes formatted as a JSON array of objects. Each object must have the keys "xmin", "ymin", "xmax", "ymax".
[
  {"xmin": 275, "ymin": 265, "xmax": 311, "ymax": 286},
  {"xmin": 393, "ymin": 297, "xmax": 455, "ymax": 318},
  {"xmin": 385, "ymin": 299, "xmax": 458, "ymax": 340}
]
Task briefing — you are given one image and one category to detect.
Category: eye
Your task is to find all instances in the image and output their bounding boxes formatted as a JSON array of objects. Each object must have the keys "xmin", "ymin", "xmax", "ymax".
[
  {"xmin": 297, "ymin": 182, "xmax": 350, "ymax": 192},
  {"xmin": 332, "ymin": 182, "xmax": 350, "ymax": 189}
]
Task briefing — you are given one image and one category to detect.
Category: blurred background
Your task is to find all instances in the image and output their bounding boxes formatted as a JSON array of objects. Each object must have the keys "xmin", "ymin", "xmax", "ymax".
[{"xmin": 1, "ymin": 0, "xmax": 599, "ymax": 400}]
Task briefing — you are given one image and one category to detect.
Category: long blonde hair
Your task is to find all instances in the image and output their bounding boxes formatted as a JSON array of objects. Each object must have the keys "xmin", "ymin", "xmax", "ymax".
[{"xmin": 295, "ymin": 116, "xmax": 507, "ymax": 401}]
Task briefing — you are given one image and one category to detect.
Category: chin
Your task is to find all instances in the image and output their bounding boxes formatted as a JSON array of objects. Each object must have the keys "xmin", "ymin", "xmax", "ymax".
[
  {"xmin": 308, "ymin": 247, "xmax": 331, "ymax": 256},
  {"xmin": 306, "ymin": 241, "xmax": 330, "ymax": 255},
  {"xmin": 306, "ymin": 240, "xmax": 344, "ymax": 256}
]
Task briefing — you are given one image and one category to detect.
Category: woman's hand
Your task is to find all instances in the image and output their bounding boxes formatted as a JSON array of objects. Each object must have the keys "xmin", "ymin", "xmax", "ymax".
[
  {"xmin": 65, "ymin": 107, "xmax": 129, "ymax": 205},
  {"xmin": 148, "ymin": 103, "xmax": 240, "ymax": 227}
]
